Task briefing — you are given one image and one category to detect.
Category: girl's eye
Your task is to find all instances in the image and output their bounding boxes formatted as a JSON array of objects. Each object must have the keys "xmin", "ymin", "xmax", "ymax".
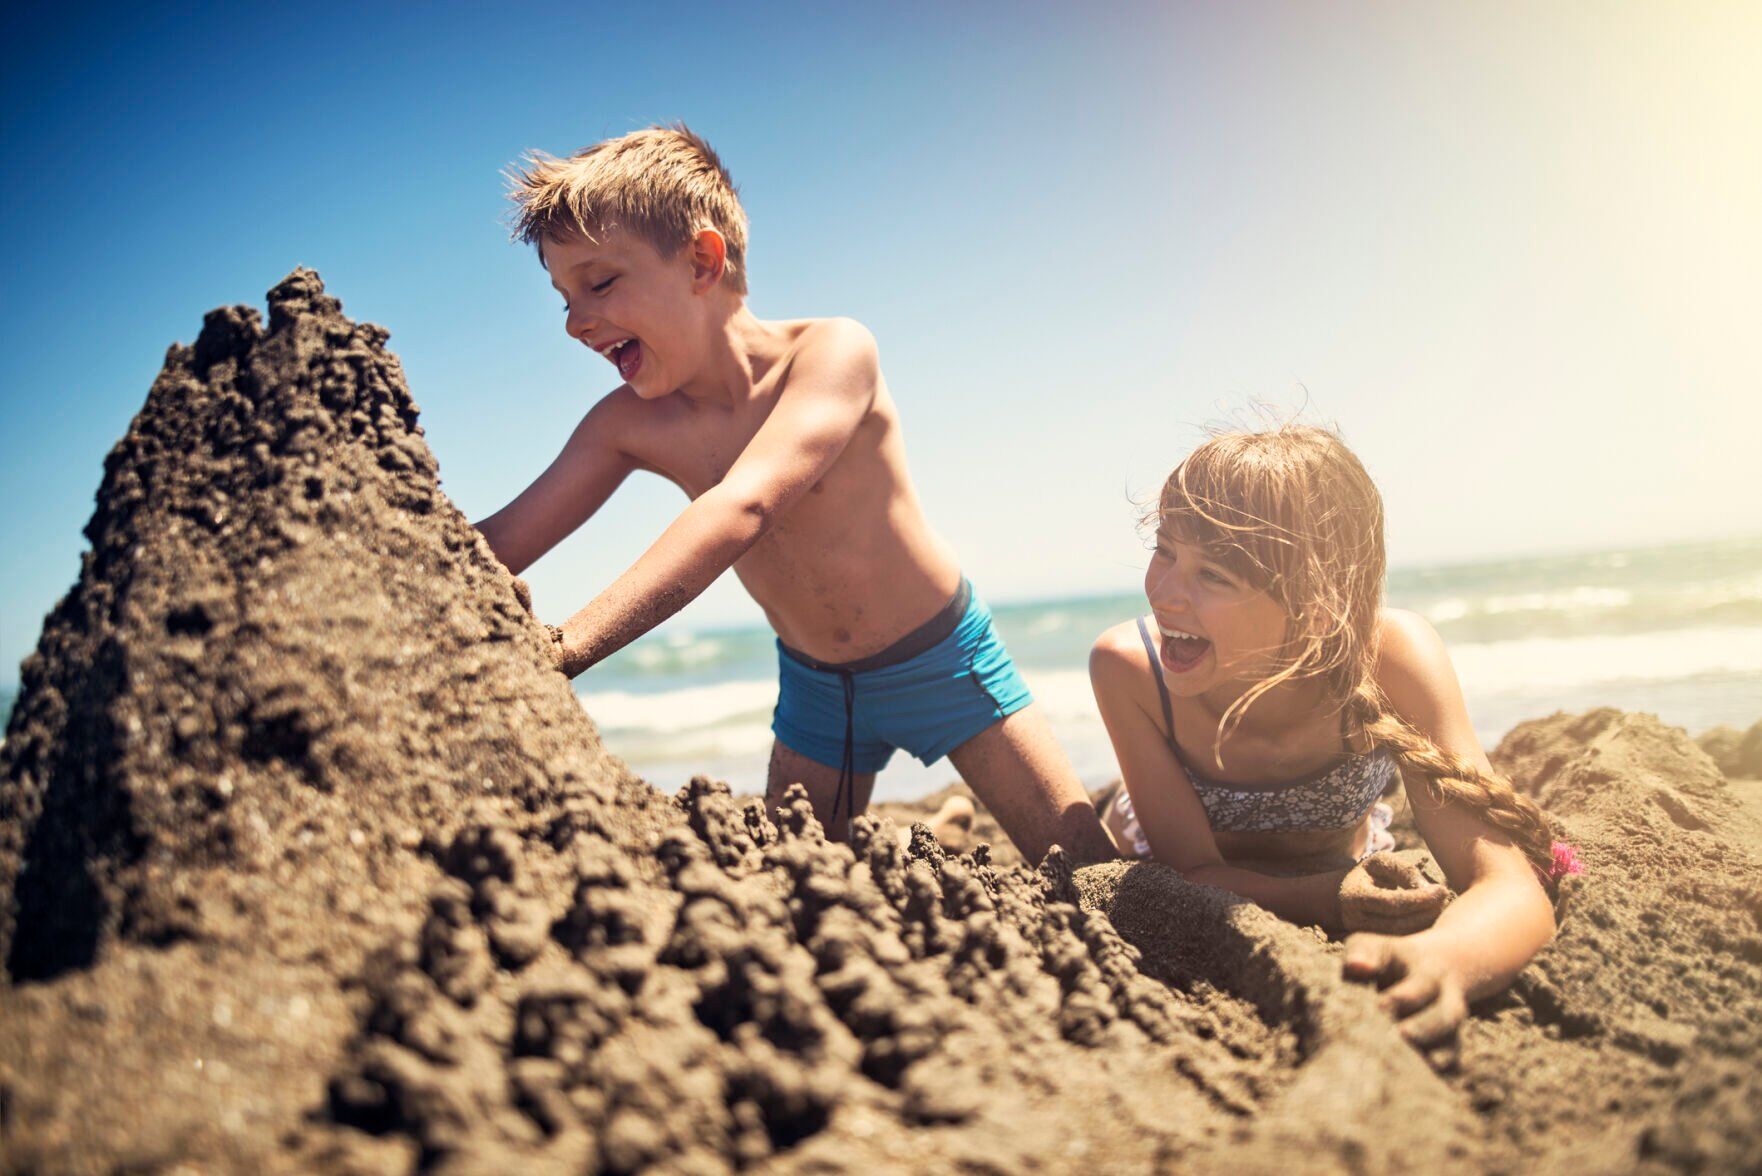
[
  {"xmin": 592, "ymin": 277, "xmax": 616, "ymax": 294},
  {"xmin": 1200, "ymin": 568, "xmax": 1231, "ymax": 586}
]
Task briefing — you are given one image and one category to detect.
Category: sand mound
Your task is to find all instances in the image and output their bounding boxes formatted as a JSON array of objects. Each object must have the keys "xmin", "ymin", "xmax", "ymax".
[
  {"xmin": 1697, "ymin": 719, "xmax": 1762, "ymax": 779},
  {"xmin": 2, "ymin": 274, "xmax": 1758, "ymax": 1173}
]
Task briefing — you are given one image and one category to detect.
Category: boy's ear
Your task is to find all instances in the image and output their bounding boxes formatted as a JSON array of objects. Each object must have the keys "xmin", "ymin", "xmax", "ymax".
[{"xmin": 688, "ymin": 228, "xmax": 727, "ymax": 292}]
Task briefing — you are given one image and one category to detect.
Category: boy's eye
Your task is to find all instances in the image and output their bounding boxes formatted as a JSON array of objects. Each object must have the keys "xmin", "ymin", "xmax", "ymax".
[
  {"xmin": 1200, "ymin": 568, "xmax": 1231, "ymax": 586},
  {"xmin": 592, "ymin": 277, "xmax": 616, "ymax": 294}
]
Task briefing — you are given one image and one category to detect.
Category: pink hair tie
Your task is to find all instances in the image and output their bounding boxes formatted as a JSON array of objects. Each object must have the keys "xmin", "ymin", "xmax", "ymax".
[{"xmin": 1548, "ymin": 840, "xmax": 1584, "ymax": 882}]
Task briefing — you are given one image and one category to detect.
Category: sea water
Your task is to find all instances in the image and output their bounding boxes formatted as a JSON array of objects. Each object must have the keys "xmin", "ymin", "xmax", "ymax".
[{"xmin": 578, "ymin": 536, "xmax": 1762, "ymax": 802}]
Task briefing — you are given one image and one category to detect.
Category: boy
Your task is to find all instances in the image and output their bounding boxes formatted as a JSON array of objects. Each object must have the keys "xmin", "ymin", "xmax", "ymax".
[{"xmin": 478, "ymin": 125, "xmax": 1113, "ymax": 865}]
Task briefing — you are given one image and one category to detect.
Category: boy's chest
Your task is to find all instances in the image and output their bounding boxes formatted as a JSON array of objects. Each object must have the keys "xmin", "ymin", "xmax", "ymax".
[
  {"xmin": 632, "ymin": 399, "xmax": 871, "ymax": 505},
  {"xmin": 635, "ymin": 410, "xmax": 764, "ymax": 498}
]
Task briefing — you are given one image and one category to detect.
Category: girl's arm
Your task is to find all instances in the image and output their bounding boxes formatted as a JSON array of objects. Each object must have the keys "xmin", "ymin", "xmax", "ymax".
[
  {"xmin": 1343, "ymin": 610, "xmax": 1556, "ymax": 1044},
  {"xmin": 1089, "ymin": 623, "xmax": 1354, "ymax": 928}
]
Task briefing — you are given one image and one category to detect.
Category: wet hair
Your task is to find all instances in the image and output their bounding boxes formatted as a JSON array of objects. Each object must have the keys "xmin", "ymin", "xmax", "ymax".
[
  {"xmin": 506, "ymin": 123, "xmax": 749, "ymax": 295},
  {"xmin": 1156, "ymin": 423, "xmax": 1559, "ymax": 875}
]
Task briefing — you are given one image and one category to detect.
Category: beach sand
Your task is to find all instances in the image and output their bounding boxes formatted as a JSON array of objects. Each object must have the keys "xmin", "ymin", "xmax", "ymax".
[{"xmin": 2, "ymin": 272, "xmax": 1758, "ymax": 1173}]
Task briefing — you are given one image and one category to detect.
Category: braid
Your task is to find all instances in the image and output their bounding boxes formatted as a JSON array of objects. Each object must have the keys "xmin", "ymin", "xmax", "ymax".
[{"xmin": 1344, "ymin": 681, "xmax": 1558, "ymax": 875}]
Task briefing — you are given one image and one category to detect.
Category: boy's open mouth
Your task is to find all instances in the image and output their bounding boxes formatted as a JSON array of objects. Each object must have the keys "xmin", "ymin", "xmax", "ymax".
[
  {"xmin": 597, "ymin": 337, "xmax": 643, "ymax": 382},
  {"xmin": 1158, "ymin": 624, "xmax": 1212, "ymax": 673}
]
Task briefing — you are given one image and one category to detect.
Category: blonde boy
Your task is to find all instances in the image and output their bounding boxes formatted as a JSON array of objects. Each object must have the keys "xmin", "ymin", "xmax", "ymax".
[{"xmin": 478, "ymin": 126, "xmax": 1112, "ymax": 864}]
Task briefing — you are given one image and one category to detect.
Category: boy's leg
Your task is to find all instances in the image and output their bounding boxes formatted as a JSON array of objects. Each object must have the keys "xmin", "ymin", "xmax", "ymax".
[
  {"xmin": 766, "ymin": 739, "xmax": 877, "ymax": 844},
  {"xmin": 946, "ymin": 703, "xmax": 1117, "ymax": 866}
]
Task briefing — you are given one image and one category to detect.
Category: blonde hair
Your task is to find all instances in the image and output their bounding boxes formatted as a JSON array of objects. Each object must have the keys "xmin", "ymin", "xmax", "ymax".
[
  {"xmin": 507, "ymin": 124, "xmax": 750, "ymax": 295},
  {"xmin": 1157, "ymin": 424, "xmax": 1559, "ymax": 874}
]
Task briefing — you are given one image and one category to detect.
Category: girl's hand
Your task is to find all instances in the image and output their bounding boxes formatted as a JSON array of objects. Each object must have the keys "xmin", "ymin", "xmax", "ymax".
[
  {"xmin": 1338, "ymin": 852, "xmax": 1450, "ymax": 935},
  {"xmin": 1341, "ymin": 932, "xmax": 1470, "ymax": 1046}
]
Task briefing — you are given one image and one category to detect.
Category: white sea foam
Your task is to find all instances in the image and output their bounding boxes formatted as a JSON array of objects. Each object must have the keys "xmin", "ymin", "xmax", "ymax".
[
  {"xmin": 1419, "ymin": 575, "xmax": 1762, "ymax": 628},
  {"xmin": 623, "ymin": 632, "xmax": 729, "ymax": 672},
  {"xmin": 1017, "ymin": 667, "xmax": 1105, "ymax": 726},
  {"xmin": 588, "ymin": 628, "xmax": 1762, "ymax": 747},
  {"xmin": 1450, "ymin": 626, "xmax": 1762, "ymax": 695},
  {"xmin": 584, "ymin": 625, "xmax": 1762, "ymax": 794},
  {"xmin": 584, "ymin": 678, "xmax": 776, "ymax": 735},
  {"xmin": 1024, "ymin": 611, "xmax": 1073, "ymax": 636},
  {"xmin": 1422, "ymin": 586, "xmax": 1633, "ymax": 624},
  {"xmin": 611, "ymin": 720, "xmax": 778, "ymax": 764}
]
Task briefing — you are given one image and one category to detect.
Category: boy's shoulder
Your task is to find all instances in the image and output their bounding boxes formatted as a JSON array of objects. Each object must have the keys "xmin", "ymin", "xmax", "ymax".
[
  {"xmin": 768, "ymin": 316, "xmax": 881, "ymax": 407},
  {"xmin": 784, "ymin": 315, "xmax": 878, "ymax": 375},
  {"xmin": 792, "ymin": 314, "xmax": 876, "ymax": 348}
]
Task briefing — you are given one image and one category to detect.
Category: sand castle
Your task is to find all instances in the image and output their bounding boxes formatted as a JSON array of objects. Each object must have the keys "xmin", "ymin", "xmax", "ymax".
[{"xmin": 2, "ymin": 273, "xmax": 1758, "ymax": 1173}]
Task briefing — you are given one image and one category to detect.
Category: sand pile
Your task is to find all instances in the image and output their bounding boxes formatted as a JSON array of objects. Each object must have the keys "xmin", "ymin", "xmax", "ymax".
[{"xmin": 2, "ymin": 274, "xmax": 1758, "ymax": 1173}]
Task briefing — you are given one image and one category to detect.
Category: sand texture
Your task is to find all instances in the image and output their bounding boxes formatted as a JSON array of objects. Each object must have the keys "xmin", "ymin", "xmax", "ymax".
[{"xmin": 2, "ymin": 273, "xmax": 1759, "ymax": 1173}]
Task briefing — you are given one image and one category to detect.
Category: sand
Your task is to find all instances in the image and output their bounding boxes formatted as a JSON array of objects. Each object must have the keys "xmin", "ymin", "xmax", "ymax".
[{"xmin": 2, "ymin": 272, "xmax": 1759, "ymax": 1173}]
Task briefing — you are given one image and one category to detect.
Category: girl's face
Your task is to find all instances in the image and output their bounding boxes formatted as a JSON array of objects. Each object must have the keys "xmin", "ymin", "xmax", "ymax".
[{"xmin": 1143, "ymin": 532, "xmax": 1292, "ymax": 697}]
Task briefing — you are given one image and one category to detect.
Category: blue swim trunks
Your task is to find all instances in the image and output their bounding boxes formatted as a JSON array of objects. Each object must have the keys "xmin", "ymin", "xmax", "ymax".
[{"xmin": 772, "ymin": 578, "xmax": 1032, "ymax": 817}]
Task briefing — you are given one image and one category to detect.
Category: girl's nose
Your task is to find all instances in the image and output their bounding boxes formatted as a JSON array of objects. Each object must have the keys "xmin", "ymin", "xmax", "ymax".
[{"xmin": 1146, "ymin": 562, "xmax": 1186, "ymax": 606}]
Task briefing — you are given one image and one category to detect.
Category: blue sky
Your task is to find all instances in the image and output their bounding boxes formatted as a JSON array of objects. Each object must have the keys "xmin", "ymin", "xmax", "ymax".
[{"xmin": 3, "ymin": 1, "xmax": 1759, "ymax": 685}]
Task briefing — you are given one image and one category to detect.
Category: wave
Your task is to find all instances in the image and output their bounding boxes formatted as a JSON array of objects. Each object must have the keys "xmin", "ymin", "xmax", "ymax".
[
  {"xmin": 588, "ymin": 627, "xmax": 1761, "ymax": 763},
  {"xmin": 587, "ymin": 678, "xmax": 776, "ymax": 736},
  {"xmin": 1420, "ymin": 586, "xmax": 1634, "ymax": 623},
  {"xmin": 1450, "ymin": 625, "xmax": 1762, "ymax": 696}
]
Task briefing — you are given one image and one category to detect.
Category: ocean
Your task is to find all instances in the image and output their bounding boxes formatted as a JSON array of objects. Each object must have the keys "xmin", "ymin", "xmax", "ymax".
[
  {"xmin": 3, "ymin": 536, "xmax": 1757, "ymax": 801},
  {"xmin": 580, "ymin": 535, "xmax": 1762, "ymax": 802}
]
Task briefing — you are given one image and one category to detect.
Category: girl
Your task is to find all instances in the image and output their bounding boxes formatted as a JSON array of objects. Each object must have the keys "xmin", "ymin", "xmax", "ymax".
[{"xmin": 1089, "ymin": 425, "xmax": 1566, "ymax": 1046}]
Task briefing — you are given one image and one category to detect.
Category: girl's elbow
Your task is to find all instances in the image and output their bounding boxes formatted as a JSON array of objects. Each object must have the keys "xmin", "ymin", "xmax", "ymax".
[{"xmin": 1174, "ymin": 860, "xmax": 1229, "ymax": 888}]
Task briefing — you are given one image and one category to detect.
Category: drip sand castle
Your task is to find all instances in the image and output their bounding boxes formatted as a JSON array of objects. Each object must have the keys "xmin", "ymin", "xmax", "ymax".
[{"xmin": 2, "ymin": 272, "xmax": 1759, "ymax": 1173}]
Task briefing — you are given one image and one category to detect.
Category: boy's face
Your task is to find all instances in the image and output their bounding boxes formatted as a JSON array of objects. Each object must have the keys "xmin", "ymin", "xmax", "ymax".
[{"xmin": 543, "ymin": 227, "xmax": 711, "ymax": 398}]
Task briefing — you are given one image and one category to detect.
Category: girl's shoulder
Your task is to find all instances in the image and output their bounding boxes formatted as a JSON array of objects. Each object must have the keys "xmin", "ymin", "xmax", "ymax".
[
  {"xmin": 1375, "ymin": 607, "xmax": 1449, "ymax": 667},
  {"xmin": 1373, "ymin": 607, "xmax": 1466, "ymax": 719},
  {"xmin": 1089, "ymin": 617, "xmax": 1158, "ymax": 701},
  {"xmin": 1090, "ymin": 615, "xmax": 1153, "ymax": 670}
]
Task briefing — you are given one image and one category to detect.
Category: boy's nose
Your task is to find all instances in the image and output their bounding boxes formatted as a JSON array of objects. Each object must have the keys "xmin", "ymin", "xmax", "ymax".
[{"xmin": 566, "ymin": 308, "xmax": 599, "ymax": 342}]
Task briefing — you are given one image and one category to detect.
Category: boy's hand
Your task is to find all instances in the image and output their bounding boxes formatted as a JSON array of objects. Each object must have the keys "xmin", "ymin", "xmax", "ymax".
[
  {"xmin": 1338, "ymin": 852, "xmax": 1450, "ymax": 935},
  {"xmin": 1342, "ymin": 932, "xmax": 1470, "ymax": 1049},
  {"xmin": 510, "ymin": 576, "xmax": 569, "ymax": 675},
  {"xmin": 543, "ymin": 624, "xmax": 569, "ymax": 674}
]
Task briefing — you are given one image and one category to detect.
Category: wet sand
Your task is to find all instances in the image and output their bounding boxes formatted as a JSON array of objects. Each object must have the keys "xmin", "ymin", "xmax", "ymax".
[{"xmin": 2, "ymin": 273, "xmax": 1758, "ymax": 1173}]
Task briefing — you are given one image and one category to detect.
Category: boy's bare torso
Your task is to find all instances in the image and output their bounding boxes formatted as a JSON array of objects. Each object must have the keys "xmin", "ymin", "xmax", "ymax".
[{"xmin": 606, "ymin": 319, "xmax": 961, "ymax": 663}]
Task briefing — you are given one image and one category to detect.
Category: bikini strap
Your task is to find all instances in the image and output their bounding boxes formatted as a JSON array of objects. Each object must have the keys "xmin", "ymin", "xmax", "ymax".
[{"xmin": 1135, "ymin": 616, "xmax": 1178, "ymax": 748}]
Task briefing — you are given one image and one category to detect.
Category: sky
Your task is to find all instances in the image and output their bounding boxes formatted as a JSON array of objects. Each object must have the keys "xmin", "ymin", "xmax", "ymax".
[{"xmin": 3, "ymin": 0, "xmax": 1760, "ymax": 685}]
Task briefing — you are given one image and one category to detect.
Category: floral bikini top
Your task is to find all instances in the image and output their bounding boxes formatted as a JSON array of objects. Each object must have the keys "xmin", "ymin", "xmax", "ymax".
[{"xmin": 1135, "ymin": 617, "xmax": 1397, "ymax": 833}]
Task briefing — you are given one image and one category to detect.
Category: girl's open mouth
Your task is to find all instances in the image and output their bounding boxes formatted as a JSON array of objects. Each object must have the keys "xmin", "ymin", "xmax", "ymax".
[{"xmin": 1159, "ymin": 627, "xmax": 1212, "ymax": 673}]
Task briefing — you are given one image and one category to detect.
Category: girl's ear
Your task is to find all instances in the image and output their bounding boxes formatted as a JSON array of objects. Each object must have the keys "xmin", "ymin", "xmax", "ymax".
[{"xmin": 688, "ymin": 229, "xmax": 727, "ymax": 293}]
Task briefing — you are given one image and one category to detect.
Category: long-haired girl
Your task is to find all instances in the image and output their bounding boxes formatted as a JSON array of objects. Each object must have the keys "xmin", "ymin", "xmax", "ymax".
[{"xmin": 1089, "ymin": 424, "xmax": 1569, "ymax": 1044}]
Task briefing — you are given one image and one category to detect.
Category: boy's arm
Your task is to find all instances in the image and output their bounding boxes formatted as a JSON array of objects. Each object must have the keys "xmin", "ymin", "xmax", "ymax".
[
  {"xmin": 552, "ymin": 319, "xmax": 878, "ymax": 677},
  {"xmin": 476, "ymin": 394, "xmax": 639, "ymax": 576}
]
